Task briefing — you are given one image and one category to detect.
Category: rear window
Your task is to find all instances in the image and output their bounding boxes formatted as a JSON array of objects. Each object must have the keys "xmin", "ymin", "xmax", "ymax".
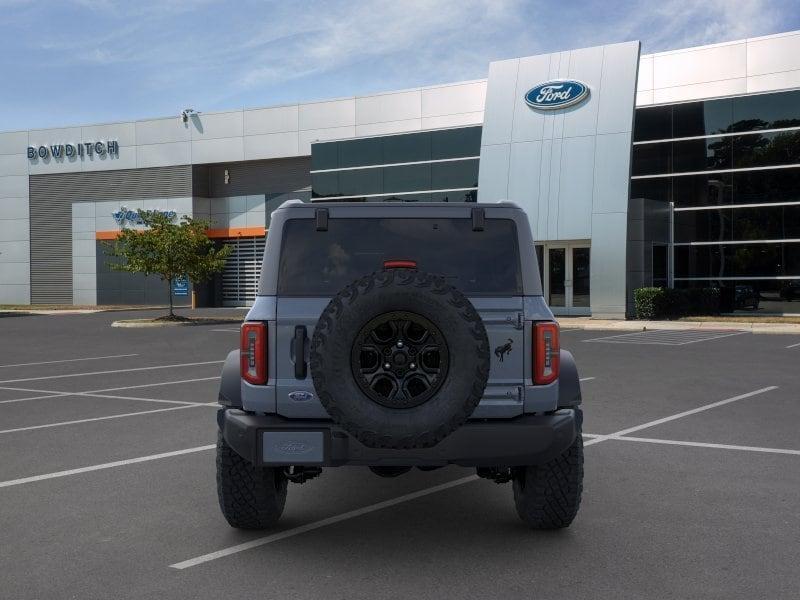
[{"xmin": 277, "ymin": 217, "xmax": 522, "ymax": 296}]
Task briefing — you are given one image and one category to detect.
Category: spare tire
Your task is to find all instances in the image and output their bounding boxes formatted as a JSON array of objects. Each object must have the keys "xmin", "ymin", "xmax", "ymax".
[{"xmin": 310, "ymin": 269, "xmax": 490, "ymax": 449}]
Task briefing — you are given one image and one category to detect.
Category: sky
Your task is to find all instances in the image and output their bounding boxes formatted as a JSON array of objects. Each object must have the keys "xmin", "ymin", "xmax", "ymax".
[{"xmin": 1, "ymin": 0, "xmax": 799, "ymax": 131}]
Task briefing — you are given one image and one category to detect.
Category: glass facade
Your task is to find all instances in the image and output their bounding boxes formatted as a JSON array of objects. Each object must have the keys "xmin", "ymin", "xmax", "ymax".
[
  {"xmin": 631, "ymin": 89, "xmax": 800, "ymax": 313},
  {"xmin": 311, "ymin": 126, "xmax": 481, "ymax": 202}
]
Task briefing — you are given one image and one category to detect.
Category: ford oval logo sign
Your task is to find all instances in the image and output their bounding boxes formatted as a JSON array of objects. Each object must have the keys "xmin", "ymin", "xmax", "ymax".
[{"xmin": 524, "ymin": 80, "xmax": 589, "ymax": 110}]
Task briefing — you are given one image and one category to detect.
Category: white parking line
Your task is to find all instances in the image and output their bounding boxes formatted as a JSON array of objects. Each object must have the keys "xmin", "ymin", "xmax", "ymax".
[
  {"xmin": 583, "ymin": 386, "xmax": 777, "ymax": 445},
  {"xmin": 583, "ymin": 329, "xmax": 747, "ymax": 346},
  {"xmin": 787, "ymin": 342, "xmax": 800, "ymax": 349},
  {"xmin": 0, "ymin": 353, "xmax": 139, "ymax": 369},
  {"xmin": 679, "ymin": 331, "xmax": 749, "ymax": 345},
  {"xmin": 0, "ymin": 381, "xmax": 780, "ymax": 568},
  {"xmin": 0, "ymin": 444, "xmax": 216, "ymax": 489},
  {"xmin": 0, "ymin": 403, "xmax": 207, "ymax": 435},
  {"xmin": 608, "ymin": 435, "xmax": 800, "ymax": 456},
  {"xmin": 0, "ymin": 360, "xmax": 224, "ymax": 385},
  {"xmin": 88, "ymin": 376, "xmax": 220, "ymax": 394},
  {"xmin": 0, "ymin": 376, "xmax": 221, "ymax": 406},
  {"xmin": 78, "ymin": 392, "xmax": 218, "ymax": 407},
  {"xmin": 0, "ymin": 391, "xmax": 70, "ymax": 404},
  {"xmin": 169, "ymin": 475, "xmax": 480, "ymax": 570},
  {"xmin": 579, "ymin": 377, "xmax": 595, "ymax": 382},
  {"xmin": 170, "ymin": 385, "xmax": 778, "ymax": 569}
]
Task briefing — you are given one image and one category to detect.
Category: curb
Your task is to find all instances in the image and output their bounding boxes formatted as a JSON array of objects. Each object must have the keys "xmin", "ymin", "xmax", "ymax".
[
  {"xmin": 111, "ymin": 319, "xmax": 242, "ymax": 328},
  {"xmin": 556, "ymin": 318, "xmax": 800, "ymax": 335}
]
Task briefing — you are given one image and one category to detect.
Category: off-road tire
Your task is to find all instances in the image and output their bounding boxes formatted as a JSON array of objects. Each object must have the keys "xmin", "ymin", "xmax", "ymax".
[
  {"xmin": 512, "ymin": 432, "xmax": 584, "ymax": 529},
  {"xmin": 310, "ymin": 269, "xmax": 490, "ymax": 450},
  {"xmin": 216, "ymin": 431, "xmax": 288, "ymax": 529}
]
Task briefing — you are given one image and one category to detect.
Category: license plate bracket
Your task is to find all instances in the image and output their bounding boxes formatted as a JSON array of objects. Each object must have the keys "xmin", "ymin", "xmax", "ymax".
[{"xmin": 262, "ymin": 430, "xmax": 326, "ymax": 465}]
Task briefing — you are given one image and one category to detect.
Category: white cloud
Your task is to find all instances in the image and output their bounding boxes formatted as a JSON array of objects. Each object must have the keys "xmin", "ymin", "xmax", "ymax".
[
  {"xmin": 234, "ymin": 0, "xmax": 526, "ymax": 90},
  {"xmin": 607, "ymin": 0, "xmax": 784, "ymax": 52},
  {"xmin": 2, "ymin": 0, "xmax": 797, "ymax": 130}
]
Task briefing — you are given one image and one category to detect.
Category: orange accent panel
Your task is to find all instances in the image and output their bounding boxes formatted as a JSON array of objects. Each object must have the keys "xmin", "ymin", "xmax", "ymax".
[
  {"xmin": 207, "ymin": 227, "xmax": 266, "ymax": 238},
  {"xmin": 95, "ymin": 227, "xmax": 267, "ymax": 240}
]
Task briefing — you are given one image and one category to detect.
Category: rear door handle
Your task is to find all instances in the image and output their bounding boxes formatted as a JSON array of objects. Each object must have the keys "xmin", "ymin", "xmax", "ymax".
[{"xmin": 293, "ymin": 326, "xmax": 307, "ymax": 379}]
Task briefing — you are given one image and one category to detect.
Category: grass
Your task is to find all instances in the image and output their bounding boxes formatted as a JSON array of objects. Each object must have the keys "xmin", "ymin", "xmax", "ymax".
[
  {"xmin": 680, "ymin": 315, "xmax": 800, "ymax": 324},
  {"xmin": 112, "ymin": 316, "xmax": 242, "ymax": 327},
  {"xmin": 0, "ymin": 304, "xmax": 190, "ymax": 311}
]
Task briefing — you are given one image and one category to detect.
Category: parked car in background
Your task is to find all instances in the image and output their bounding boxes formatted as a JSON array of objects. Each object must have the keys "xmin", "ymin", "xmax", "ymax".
[
  {"xmin": 780, "ymin": 281, "xmax": 800, "ymax": 302},
  {"xmin": 735, "ymin": 284, "xmax": 760, "ymax": 310}
]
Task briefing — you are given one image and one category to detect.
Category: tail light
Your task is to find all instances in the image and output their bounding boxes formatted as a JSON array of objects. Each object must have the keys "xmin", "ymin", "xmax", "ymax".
[
  {"xmin": 240, "ymin": 322, "xmax": 267, "ymax": 385},
  {"xmin": 533, "ymin": 322, "xmax": 560, "ymax": 385},
  {"xmin": 383, "ymin": 259, "xmax": 418, "ymax": 269}
]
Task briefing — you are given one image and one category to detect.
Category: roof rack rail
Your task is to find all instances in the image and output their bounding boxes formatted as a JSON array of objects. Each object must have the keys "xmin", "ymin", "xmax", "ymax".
[
  {"xmin": 309, "ymin": 197, "xmax": 367, "ymax": 203},
  {"xmin": 310, "ymin": 197, "xmax": 440, "ymax": 204}
]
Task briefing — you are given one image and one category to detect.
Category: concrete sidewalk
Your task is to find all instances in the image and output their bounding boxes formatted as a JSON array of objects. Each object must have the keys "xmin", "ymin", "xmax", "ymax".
[{"xmin": 556, "ymin": 317, "xmax": 800, "ymax": 335}]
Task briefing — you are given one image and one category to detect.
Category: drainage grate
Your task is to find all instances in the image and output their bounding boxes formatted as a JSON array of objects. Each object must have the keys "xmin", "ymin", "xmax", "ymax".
[{"xmin": 583, "ymin": 329, "xmax": 747, "ymax": 346}]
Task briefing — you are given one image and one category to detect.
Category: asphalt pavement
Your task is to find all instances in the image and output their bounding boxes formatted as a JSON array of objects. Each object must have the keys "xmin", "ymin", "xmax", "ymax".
[{"xmin": 0, "ymin": 309, "xmax": 798, "ymax": 599}]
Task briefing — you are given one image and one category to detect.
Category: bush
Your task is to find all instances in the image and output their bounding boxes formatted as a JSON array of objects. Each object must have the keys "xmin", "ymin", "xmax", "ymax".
[
  {"xmin": 633, "ymin": 286, "xmax": 720, "ymax": 319},
  {"xmin": 633, "ymin": 287, "xmax": 663, "ymax": 319},
  {"xmin": 686, "ymin": 287, "xmax": 720, "ymax": 316}
]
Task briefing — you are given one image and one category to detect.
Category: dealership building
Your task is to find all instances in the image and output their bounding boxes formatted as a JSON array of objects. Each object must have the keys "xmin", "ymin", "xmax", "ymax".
[{"xmin": 1, "ymin": 29, "xmax": 800, "ymax": 316}]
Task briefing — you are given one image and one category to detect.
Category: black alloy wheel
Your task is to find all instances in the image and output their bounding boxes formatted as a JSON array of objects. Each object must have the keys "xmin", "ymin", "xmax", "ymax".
[{"xmin": 351, "ymin": 311, "xmax": 449, "ymax": 409}]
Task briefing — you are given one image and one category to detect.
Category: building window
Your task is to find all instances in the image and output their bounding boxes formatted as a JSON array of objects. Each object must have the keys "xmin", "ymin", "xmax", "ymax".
[
  {"xmin": 631, "ymin": 88, "xmax": 800, "ymax": 313},
  {"xmin": 311, "ymin": 126, "xmax": 481, "ymax": 202},
  {"xmin": 652, "ymin": 244, "xmax": 668, "ymax": 287}
]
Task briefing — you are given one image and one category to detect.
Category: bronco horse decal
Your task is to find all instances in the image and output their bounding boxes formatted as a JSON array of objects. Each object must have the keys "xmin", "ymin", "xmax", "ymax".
[{"xmin": 494, "ymin": 338, "xmax": 513, "ymax": 362}]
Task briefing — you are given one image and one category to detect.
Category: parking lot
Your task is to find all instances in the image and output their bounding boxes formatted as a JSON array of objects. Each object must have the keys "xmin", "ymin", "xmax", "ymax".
[{"xmin": 1, "ymin": 310, "xmax": 798, "ymax": 599}]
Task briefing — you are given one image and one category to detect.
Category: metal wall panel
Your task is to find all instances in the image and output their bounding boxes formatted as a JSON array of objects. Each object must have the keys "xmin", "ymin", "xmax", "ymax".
[
  {"xmin": 638, "ymin": 30, "xmax": 800, "ymax": 107},
  {"xmin": 243, "ymin": 132, "xmax": 300, "ymax": 161},
  {"xmin": 95, "ymin": 241, "xmax": 178, "ymax": 306},
  {"xmin": 0, "ymin": 131, "xmax": 28, "ymax": 155},
  {"xmin": 356, "ymin": 90, "xmax": 421, "ymax": 124},
  {"xmin": 480, "ymin": 41, "xmax": 641, "ymax": 317},
  {"xmin": 206, "ymin": 157, "xmax": 310, "ymax": 198},
  {"xmin": 191, "ymin": 111, "xmax": 244, "ymax": 140},
  {"xmin": 244, "ymin": 105, "xmax": 299, "ymax": 136},
  {"xmin": 28, "ymin": 165, "xmax": 192, "ymax": 304},
  {"xmin": 355, "ymin": 119, "xmax": 423, "ymax": 138}
]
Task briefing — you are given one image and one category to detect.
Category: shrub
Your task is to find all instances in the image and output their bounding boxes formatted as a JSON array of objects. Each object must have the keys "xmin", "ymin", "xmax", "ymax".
[
  {"xmin": 686, "ymin": 287, "xmax": 721, "ymax": 316},
  {"xmin": 633, "ymin": 287, "xmax": 664, "ymax": 319},
  {"xmin": 633, "ymin": 286, "xmax": 720, "ymax": 319}
]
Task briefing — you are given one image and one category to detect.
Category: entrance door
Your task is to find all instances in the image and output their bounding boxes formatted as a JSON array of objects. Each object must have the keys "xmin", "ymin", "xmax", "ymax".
[{"xmin": 538, "ymin": 243, "xmax": 591, "ymax": 316}]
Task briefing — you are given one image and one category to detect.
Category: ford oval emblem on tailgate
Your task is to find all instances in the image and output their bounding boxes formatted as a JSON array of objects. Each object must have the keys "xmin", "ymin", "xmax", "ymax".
[
  {"xmin": 288, "ymin": 390, "xmax": 314, "ymax": 402},
  {"xmin": 524, "ymin": 80, "xmax": 589, "ymax": 110},
  {"xmin": 275, "ymin": 441, "xmax": 313, "ymax": 455}
]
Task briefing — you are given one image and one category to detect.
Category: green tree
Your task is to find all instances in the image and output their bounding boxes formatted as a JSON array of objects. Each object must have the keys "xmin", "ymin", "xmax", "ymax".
[{"xmin": 106, "ymin": 210, "xmax": 231, "ymax": 319}]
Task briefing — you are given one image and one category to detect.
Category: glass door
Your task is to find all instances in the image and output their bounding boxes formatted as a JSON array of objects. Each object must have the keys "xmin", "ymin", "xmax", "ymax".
[
  {"xmin": 548, "ymin": 247, "xmax": 566, "ymax": 308},
  {"xmin": 571, "ymin": 246, "xmax": 591, "ymax": 313},
  {"xmin": 541, "ymin": 243, "xmax": 591, "ymax": 315}
]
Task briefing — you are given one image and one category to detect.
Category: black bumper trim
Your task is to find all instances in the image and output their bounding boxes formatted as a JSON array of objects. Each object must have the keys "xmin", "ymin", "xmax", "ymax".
[{"xmin": 219, "ymin": 409, "xmax": 579, "ymax": 468}]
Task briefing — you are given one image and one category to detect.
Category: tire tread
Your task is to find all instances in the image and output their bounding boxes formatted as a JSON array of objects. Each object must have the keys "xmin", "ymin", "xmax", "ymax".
[
  {"xmin": 216, "ymin": 432, "xmax": 287, "ymax": 529},
  {"xmin": 512, "ymin": 433, "xmax": 584, "ymax": 529}
]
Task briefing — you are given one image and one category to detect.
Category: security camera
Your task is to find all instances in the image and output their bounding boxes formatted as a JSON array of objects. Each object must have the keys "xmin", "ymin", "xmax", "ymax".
[{"xmin": 181, "ymin": 108, "xmax": 196, "ymax": 123}]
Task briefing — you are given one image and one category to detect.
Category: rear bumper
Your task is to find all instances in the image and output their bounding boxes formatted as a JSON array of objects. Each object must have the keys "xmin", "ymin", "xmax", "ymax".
[{"xmin": 218, "ymin": 408, "xmax": 580, "ymax": 468}]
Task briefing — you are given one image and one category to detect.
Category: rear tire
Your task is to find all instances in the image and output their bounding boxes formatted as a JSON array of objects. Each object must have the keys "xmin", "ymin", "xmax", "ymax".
[
  {"xmin": 216, "ymin": 431, "xmax": 288, "ymax": 529},
  {"xmin": 512, "ymin": 432, "xmax": 584, "ymax": 529}
]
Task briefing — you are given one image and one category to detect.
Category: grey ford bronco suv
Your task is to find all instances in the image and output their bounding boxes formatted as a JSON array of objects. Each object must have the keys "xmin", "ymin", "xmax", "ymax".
[{"xmin": 216, "ymin": 200, "xmax": 584, "ymax": 530}]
